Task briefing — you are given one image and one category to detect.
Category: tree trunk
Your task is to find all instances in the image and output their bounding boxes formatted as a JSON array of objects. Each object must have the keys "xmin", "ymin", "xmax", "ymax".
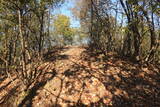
[
  {"xmin": 39, "ymin": 13, "xmax": 44, "ymax": 59},
  {"xmin": 18, "ymin": 9, "xmax": 26, "ymax": 78},
  {"xmin": 143, "ymin": 9, "xmax": 157, "ymax": 62}
]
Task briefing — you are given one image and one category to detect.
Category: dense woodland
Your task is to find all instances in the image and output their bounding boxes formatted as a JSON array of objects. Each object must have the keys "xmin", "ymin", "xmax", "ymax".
[
  {"xmin": 72, "ymin": 0, "xmax": 160, "ymax": 62},
  {"xmin": 0, "ymin": 0, "xmax": 160, "ymax": 106}
]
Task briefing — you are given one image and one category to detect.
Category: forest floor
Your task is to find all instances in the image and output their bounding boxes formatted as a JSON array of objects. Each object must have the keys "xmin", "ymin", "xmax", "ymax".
[{"xmin": 0, "ymin": 46, "xmax": 160, "ymax": 107}]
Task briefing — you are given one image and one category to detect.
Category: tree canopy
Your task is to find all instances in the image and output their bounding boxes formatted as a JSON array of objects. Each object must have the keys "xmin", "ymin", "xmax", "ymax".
[{"xmin": 53, "ymin": 14, "xmax": 76, "ymax": 45}]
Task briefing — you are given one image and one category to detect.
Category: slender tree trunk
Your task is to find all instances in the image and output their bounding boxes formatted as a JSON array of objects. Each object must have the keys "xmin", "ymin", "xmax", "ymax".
[
  {"xmin": 18, "ymin": 9, "xmax": 26, "ymax": 78},
  {"xmin": 48, "ymin": 8, "xmax": 52, "ymax": 49},
  {"xmin": 120, "ymin": 0, "xmax": 132, "ymax": 56},
  {"xmin": 90, "ymin": 0, "xmax": 94, "ymax": 48},
  {"xmin": 39, "ymin": 13, "xmax": 44, "ymax": 59},
  {"xmin": 143, "ymin": 7, "xmax": 157, "ymax": 62},
  {"xmin": 8, "ymin": 40, "xmax": 13, "ymax": 66}
]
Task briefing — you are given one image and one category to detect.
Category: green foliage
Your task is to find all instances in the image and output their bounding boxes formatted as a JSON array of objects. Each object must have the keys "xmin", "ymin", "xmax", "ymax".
[
  {"xmin": 53, "ymin": 14, "xmax": 75, "ymax": 45},
  {"xmin": 0, "ymin": 0, "xmax": 64, "ymax": 87}
]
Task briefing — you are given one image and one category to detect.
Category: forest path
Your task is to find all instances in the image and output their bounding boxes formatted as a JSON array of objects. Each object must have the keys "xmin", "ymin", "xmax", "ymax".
[
  {"xmin": 32, "ymin": 46, "xmax": 160, "ymax": 107},
  {"xmin": 0, "ymin": 46, "xmax": 160, "ymax": 107},
  {"xmin": 32, "ymin": 46, "xmax": 112, "ymax": 107},
  {"xmin": 54, "ymin": 46, "xmax": 85, "ymax": 73}
]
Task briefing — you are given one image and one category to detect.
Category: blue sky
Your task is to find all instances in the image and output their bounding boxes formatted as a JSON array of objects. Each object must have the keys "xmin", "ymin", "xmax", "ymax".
[
  {"xmin": 53, "ymin": 0, "xmax": 80, "ymax": 28},
  {"xmin": 52, "ymin": 0, "xmax": 124, "ymax": 28}
]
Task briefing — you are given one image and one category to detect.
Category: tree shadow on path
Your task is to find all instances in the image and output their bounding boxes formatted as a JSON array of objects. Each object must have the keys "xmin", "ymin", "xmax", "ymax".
[
  {"xmin": 18, "ymin": 67, "xmax": 57, "ymax": 107},
  {"xmin": 81, "ymin": 48, "xmax": 160, "ymax": 106}
]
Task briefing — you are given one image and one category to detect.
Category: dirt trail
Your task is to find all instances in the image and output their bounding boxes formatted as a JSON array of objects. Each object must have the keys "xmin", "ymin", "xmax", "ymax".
[
  {"xmin": 32, "ymin": 46, "xmax": 160, "ymax": 107},
  {"xmin": 1, "ymin": 46, "xmax": 160, "ymax": 107},
  {"xmin": 54, "ymin": 46, "xmax": 84, "ymax": 73},
  {"xmin": 32, "ymin": 46, "xmax": 112, "ymax": 107}
]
